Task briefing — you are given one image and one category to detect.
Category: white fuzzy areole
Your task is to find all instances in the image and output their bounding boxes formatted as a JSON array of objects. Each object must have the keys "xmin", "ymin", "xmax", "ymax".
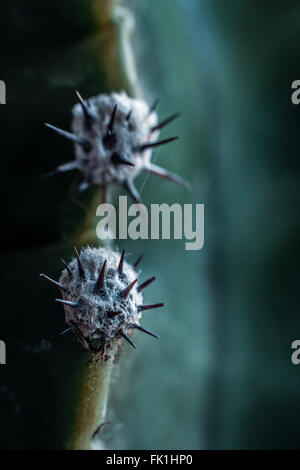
[
  {"xmin": 71, "ymin": 91, "xmax": 159, "ymax": 185},
  {"xmin": 59, "ymin": 246, "xmax": 143, "ymax": 341}
]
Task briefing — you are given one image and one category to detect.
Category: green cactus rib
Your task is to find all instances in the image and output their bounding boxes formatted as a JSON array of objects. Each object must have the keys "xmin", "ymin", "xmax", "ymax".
[
  {"xmin": 68, "ymin": 356, "xmax": 113, "ymax": 450},
  {"xmin": 0, "ymin": 0, "xmax": 135, "ymax": 449}
]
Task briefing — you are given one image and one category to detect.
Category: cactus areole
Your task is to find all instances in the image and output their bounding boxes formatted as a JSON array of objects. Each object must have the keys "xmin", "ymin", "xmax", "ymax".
[
  {"xmin": 44, "ymin": 91, "xmax": 189, "ymax": 203},
  {"xmin": 40, "ymin": 246, "xmax": 162, "ymax": 360}
]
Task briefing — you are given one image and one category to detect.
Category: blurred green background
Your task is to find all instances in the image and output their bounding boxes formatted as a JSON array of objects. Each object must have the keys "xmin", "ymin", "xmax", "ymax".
[
  {"xmin": 105, "ymin": 0, "xmax": 300, "ymax": 449},
  {"xmin": 1, "ymin": 0, "xmax": 300, "ymax": 450}
]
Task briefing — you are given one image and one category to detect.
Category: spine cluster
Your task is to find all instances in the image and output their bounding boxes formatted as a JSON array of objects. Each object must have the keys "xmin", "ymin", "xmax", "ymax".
[
  {"xmin": 41, "ymin": 246, "xmax": 162, "ymax": 360},
  {"xmin": 44, "ymin": 91, "xmax": 189, "ymax": 203}
]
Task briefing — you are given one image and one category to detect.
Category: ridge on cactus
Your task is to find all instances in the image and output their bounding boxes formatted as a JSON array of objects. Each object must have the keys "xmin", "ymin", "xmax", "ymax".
[{"xmin": 43, "ymin": 91, "xmax": 190, "ymax": 203}]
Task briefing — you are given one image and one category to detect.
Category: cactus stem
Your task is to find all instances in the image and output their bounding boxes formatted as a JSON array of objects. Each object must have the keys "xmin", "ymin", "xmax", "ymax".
[{"xmin": 70, "ymin": 357, "xmax": 113, "ymax": 450}]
